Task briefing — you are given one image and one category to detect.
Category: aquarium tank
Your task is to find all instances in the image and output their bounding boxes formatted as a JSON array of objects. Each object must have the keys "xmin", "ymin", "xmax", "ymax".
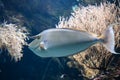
[{"xmin": 0, "ymin": 0, "xmax": 120, "ymax": 80}]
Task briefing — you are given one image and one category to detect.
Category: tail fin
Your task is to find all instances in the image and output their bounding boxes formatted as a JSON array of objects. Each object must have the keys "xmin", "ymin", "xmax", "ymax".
[{"xmin": 100, "ymin": 25, "xmax": 119, "ymax": 54}]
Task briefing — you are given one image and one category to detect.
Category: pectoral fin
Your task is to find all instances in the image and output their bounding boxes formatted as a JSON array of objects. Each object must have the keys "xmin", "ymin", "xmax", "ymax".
[{"xmin": 40, "ymin": 41, "xmax": 47, "ymax": 50}]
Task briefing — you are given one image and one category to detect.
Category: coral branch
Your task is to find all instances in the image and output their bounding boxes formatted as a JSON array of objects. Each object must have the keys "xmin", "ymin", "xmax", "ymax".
[
  {"xmin": 56, "ymin": 2, "xmax": 120, "ymax": 79},
  {"xmin": 0, "ymin": 23, "xmax": 28, "ymax": 61}
]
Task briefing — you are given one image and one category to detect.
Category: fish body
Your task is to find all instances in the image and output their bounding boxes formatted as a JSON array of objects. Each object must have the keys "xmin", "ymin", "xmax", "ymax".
[{"xmin": 28, "ymin": 26, "xmax": 118, "ymax": 57}]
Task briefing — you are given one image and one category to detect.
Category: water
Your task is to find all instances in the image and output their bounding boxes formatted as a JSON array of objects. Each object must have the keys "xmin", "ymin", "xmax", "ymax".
[
  {"xmin": 0, "ymin": 0, "xmax": 83, "ymax": 79},
  {"xmin": 0, "ymin": 0, "xmax": 119, "ymax": 80}
]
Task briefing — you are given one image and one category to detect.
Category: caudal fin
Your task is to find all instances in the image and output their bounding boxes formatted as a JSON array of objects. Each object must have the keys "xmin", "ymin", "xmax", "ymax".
[{"xmin": 100, "ymin": 24, "xmax": 119, "ymax": 54}]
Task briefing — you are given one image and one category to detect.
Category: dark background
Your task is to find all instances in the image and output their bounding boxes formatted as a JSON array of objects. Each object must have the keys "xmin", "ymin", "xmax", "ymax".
[{"xmin": 0, "ymin": 0, "xmax": 118, "ymax": 80}]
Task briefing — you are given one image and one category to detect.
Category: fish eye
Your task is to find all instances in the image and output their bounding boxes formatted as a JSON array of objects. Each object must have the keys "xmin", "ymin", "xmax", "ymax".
[{"xmin": 37, "ymin": 36, "xmax": 41, "ymax": 39}]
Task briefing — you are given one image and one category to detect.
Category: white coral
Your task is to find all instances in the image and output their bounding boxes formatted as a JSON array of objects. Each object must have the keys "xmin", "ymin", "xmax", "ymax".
[
  {"xmin": 0, "ymin": 23, "xmax": 28, "ymax": 61},
  {"xmin": 56, "ymin": 3, "xmax": 120, "ymax": 78}
]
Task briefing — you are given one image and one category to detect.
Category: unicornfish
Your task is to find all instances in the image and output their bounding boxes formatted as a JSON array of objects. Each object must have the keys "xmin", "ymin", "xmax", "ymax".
[{"xmin": 28, "ymin": 25, "xmax": 118, "ymax": 57}]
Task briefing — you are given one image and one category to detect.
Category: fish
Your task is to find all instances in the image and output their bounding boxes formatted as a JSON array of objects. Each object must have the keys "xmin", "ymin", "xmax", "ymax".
[{"xmin": 28, "ymin": 25, "xmax": 119, "ymax": 57}]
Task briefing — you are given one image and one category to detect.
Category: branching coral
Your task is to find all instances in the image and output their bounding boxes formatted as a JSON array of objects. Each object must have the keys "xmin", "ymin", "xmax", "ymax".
[
  {"xmin": 56, "ymin": 2, "xmax": 120, "ymax": 79},
  {"xmin": 0, "ymin": 23, "xmax": 28, "ymax": 61}
]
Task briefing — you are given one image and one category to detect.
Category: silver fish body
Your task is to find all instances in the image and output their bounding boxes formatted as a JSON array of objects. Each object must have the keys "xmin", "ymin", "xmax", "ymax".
[{"xmin": 28, "ymin": 29, "xmax": 100, "ymax": 57}]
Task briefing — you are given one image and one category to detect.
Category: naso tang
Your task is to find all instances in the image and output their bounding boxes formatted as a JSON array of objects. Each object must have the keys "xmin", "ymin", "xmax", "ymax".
[{"xmin": 28, "ymin": 25, "xmax": 119, "ymax": 57}]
